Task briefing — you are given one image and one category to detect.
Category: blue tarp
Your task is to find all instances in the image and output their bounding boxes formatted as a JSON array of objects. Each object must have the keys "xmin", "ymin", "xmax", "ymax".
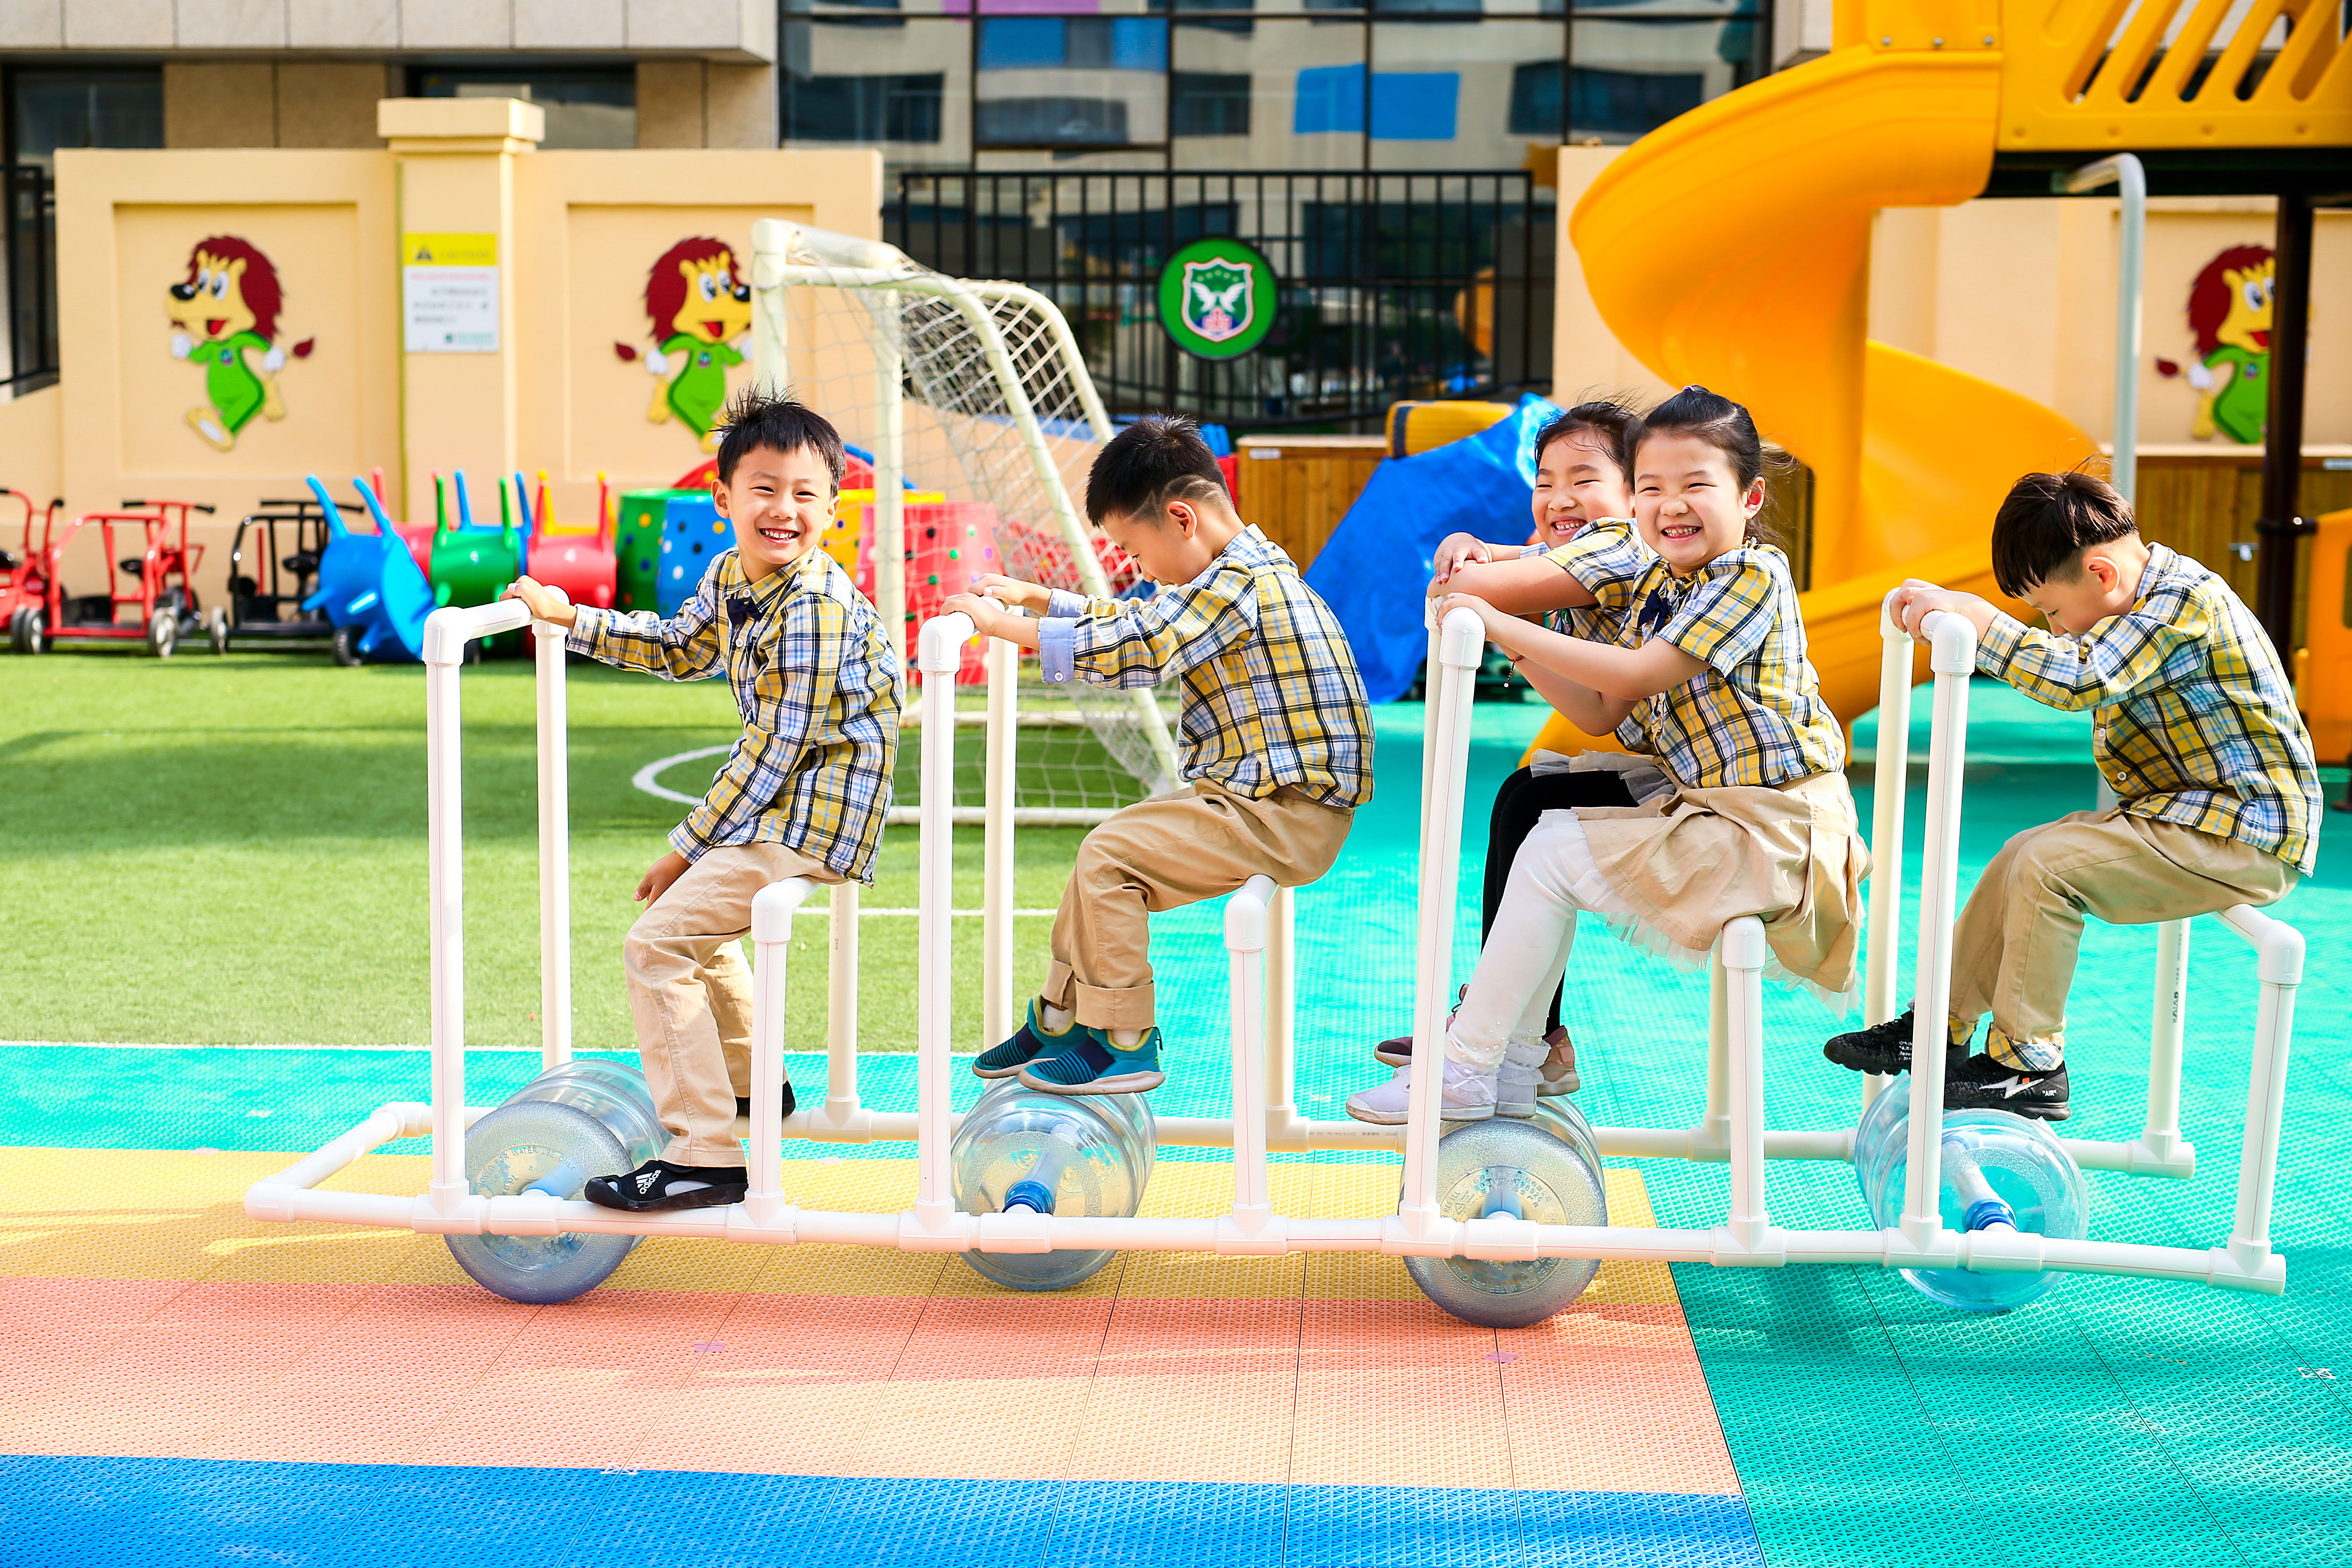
[{"xmin": 1303, "ymin": 394, "xmax": 1561, "ymax": 704}]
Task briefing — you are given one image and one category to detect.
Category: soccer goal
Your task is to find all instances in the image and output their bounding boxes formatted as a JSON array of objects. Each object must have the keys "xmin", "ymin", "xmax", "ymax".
[{"xmin": 745, "ymin": 218, "xmax": 1178, "ymax": 825}]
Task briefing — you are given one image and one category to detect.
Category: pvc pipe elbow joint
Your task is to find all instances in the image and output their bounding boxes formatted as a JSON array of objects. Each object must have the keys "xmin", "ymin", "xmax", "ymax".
[
  {"xmin": 1878, "ymin": 587, "xmax": 1910, "ymax": 642},
  {"xmin": 1224, "ymin": 875, "xmax": 1276, "ymax": 951},
  {"xmin": 529, "ymin": 584, "xmax": 572, "ymax": 639},
  {"xmin": 918, "ymin": 612, "xmax": 976, "ymax": 674},
  {"xmin": 1437, "ymin": 606, "xmax": 1485, "ymax": 669},
  {"xmin": 1919, "ymin": 610, "xmax": 1977, "ymax": 675},
  {"xmin": 750, "ymin": 877, "xmax": 816, "ymax": 943},
  {"xmin": 423, "ymin": 601, "xmax": 531, "ymax": 665},
  {"xmin": 1718, "ymin": 915, "xmax": 1768, "ymax": 971}
]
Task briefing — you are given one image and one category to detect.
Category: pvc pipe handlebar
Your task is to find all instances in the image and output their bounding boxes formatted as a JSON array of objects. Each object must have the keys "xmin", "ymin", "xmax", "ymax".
[{"xmin": 424, "ymin": 595, "xmax": 562, "ymax": 666}]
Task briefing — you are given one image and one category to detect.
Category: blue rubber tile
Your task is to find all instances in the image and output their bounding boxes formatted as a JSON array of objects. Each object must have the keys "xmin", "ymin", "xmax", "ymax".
[
  {"xmin": 1042, "ymin": 1479, "xmax": 1289, "ymax": 1568},
  {"xmin": 1516, "ymin": 1491, "xmax": 1761, "ymax": 1568}
]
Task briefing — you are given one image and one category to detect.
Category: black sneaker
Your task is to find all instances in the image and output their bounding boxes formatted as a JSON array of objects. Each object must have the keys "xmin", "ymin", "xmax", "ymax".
[
  {"xmin": 584, "ymin": 1159, "xmax": 749, "ymax": 1212},
  {"xmin": 1823, "ymin": 1009, "xmax": 1923, "ymax": 1075},
  {"xmin": 735, "ymin": 1080, "xmax": 797, "ymax": 1122},
  {"xmin": 1942, "ymin": 1053, "xmax": 2070, "ymax": 1121}
]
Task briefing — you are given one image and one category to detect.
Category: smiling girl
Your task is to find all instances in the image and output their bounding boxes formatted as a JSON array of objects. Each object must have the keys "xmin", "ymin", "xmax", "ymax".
[
  {"xmin": 1365, "ymin": 400, "xmax": 1640, "ymax": 1103},
  {"xmin": 1348, "ymin": 385, "xmax": 1867, "ymax": 1123}
]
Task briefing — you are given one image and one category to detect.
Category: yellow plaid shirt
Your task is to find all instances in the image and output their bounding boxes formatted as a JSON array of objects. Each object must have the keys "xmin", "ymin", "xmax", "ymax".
[
  {"xmin": 1546, "ymin": 520, "xmax": 1844, "ymax": 788},
  {"xmin": 1038, "ymin": 525, "xmax": 1372, "ymax": 806},
  {"xmin": 567, "ymin": 548, "xmax": 901, "ymax": 880},
  {"xmin": 1976, "ymin": 543, "xmax": 2319, "ymax": 872}
]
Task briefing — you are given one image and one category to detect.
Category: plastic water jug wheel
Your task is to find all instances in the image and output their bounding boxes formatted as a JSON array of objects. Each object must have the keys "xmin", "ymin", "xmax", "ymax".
[{"xmin": 1404, "ymin": 1118, "xmax": 1606, "ymax": 1328}]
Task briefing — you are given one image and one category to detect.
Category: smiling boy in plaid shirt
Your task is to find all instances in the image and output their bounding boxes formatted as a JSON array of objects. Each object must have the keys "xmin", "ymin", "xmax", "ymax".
[
  {"xmin": 940, "ymin": 415, "xmax": 1371, "ymax": 1094},
  {"xmin": 503, "ymin": 391, "xmax": 900, "ymax": 1208},
  {"xmin": 1825, "ymin": 470, "xmax": 2319, "ymax": 1120}
]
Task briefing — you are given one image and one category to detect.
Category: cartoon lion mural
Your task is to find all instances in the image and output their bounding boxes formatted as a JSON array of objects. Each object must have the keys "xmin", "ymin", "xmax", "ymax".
[
  {"xmin": 613, "ymin": 237, "xmax": 754, "ymax": 453},
  {"xmin": 165, "ymin": 236, "xmax": 313, "ymax": 452},
  {"xmin": 2155, "ymin": 244, "xmax": 2273, "ymax": 445}
]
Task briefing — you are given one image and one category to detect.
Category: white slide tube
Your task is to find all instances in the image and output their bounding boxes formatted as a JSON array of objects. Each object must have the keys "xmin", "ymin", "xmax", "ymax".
[
  {"xmin": 532, "ymin": 608, "xmax": 572, "ymax": 1069},
  {"xmin": 914, "ymin": 614, "xmax": 975, "ymax": 1233},
  {"xmin": 748, "ymin": 878, "xmax": 815, "ymax": 1226},
  {"xmin": 1900, "ymin": 610, "xmax": 1976, "ymax": 1244},
  {"xmin": 1400, "ymin": 607, "xmax": 1485, "ymax": 1236}
]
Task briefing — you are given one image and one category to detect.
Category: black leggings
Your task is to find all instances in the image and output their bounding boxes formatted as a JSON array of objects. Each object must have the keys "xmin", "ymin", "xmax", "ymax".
[{"xmin": 1481, "ymin": 765, "xmax": 1637, "ymax": 1034}]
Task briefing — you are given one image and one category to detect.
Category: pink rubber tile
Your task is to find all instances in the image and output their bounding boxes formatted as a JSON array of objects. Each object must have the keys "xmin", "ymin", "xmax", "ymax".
[
  {"xmin": 1496, "ymin": 1303, "xmax": 1740, "ymax": 1494},
  {"xmin": 848, "ymin": 1295, "xmax": 1117, "ymax": 1479},
  {"xmin": 1070, "ymin": 1294, "xmax": 1303, "ymax": 1485},
  {"xmin": 1291, "ymin": 1298, "xmax": 1511, "ymax": 1491}
]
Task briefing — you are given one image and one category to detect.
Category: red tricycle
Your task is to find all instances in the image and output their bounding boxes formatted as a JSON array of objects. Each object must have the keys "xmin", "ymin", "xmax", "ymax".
[
  {"xmin": 0, "ymin": 488, "xmax": 62, "ymax": 652},
  {"xmin": 12, "ymin": 497, "xmax": 218, "ymax": 656}
]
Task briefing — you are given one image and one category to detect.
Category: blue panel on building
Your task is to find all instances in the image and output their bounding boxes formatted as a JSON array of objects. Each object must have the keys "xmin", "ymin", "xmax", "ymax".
[
  {"xmin": 1292, "ymin": 64, "xmax": 1365, "ymax": 135},
  {"xmin": 1370, "ymin": 71, "xmax": 1459, "ymax": 140}
]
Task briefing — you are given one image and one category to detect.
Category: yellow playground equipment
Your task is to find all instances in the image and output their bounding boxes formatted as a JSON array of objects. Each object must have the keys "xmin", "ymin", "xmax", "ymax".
[{"xmin": 1530, "ymin": 0, "xmax": 2350, "ymax": 763}]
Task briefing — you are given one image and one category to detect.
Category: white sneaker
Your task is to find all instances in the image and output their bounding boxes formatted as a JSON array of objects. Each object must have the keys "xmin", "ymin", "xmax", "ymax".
[
  {"xmin": 1344, "ymin": 1059, "xmax": 1497, "ymax": 1125},
  {"xmin": 1496, "ymin": 1061, "xmax": 1540, "ymax": 1119}
]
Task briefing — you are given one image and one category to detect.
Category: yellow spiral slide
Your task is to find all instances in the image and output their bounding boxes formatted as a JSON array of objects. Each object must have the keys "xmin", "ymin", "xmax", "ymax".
[{"xmin": 1527, "ymin": 0, "xmax": 2350, "ymax": 749}]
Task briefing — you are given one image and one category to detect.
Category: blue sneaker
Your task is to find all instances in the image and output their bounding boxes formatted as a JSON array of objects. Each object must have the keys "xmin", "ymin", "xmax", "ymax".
[
  {"xmin": 1019, "ymin": 1026, "xmax": 1165, "ymax": 1095},
  {"xmin": 973, "ymin": 999, "xmax": 1079, "ymax": 1079}
]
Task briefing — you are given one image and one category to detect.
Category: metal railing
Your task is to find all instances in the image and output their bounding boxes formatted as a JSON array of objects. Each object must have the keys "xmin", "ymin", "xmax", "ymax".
[{"xmin": 890, "ymin": 169, "xmax": 1552, "ymax": 429}]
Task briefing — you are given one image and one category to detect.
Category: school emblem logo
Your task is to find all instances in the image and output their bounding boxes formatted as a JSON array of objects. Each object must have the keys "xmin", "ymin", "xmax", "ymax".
[{"xmin": 1158, "ymin": 237, "xmax": 1277, "ymax": 361}]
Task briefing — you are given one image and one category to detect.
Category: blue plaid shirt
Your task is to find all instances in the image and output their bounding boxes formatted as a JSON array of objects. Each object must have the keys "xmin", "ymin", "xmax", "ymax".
[
  {"xmin": 567, "ymin": 548, "xmax": 901, "ymax": 879},
  {"xmin": 1036, "ymin": 526, "xmax": 1372, "ymax": 806}
]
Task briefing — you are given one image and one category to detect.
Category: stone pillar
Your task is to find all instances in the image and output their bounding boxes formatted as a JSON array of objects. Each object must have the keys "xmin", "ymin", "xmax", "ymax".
[{"xmin": 378, "ymin": 96, "xmax": 545, "ymax": 522}]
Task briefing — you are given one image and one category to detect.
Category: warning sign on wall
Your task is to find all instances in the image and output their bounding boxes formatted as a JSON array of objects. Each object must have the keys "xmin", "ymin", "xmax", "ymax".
[{"xmin": 401, "ymin": 232, "xmax": 499, "ymax": 354}]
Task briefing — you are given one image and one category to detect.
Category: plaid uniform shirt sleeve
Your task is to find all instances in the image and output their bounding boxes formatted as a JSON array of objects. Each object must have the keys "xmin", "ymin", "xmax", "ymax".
[
  {"xmin": 565, "ymin": 570, "xmax": 727, "ymax": 678},
  {"xmin": 669, "ymin": 589, "xmax": 851, "ymax": 861},
  {"xmin": 1975, "ymin": 603, "xmax": 2198, "ymax": 712},
  {"xmin": 1651, "ymin": 554, "xmax": 1777, "ymax": 672},
  {"xmin": 1066, "ymin": 561, "xmax": 1258, "ymax": 687},
  {"xmin": 1541, "ymin": 520, "xmax": 1651, "ymax": 617}
]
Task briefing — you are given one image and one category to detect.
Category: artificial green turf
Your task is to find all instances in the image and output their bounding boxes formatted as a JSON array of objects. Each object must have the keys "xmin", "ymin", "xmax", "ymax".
[{"xmin": 0, "ymin": 652, "xmax": 1104, "ymax": 1050}]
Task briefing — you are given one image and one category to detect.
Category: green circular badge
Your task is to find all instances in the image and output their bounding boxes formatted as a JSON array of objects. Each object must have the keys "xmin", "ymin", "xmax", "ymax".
[{"xmin": 1158, "ymin": 237, "xmax": 1278, "ymax": 361}]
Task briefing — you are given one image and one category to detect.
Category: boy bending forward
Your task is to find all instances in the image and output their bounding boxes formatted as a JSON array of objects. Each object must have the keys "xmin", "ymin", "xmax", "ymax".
[
  {"xmin": 505, "ymin": 392, "xmax": 900, "ymax": 1209},
  {"xmin": 942, "ymin": 415, "xmax": 1371, "ymax": 1093},
  {"xmin": 1824, "ymin": 470, "xmax": 2319, "ymax": 1119}
]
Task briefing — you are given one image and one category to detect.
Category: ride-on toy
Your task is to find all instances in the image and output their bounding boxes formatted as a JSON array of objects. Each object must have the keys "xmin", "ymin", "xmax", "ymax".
[
  {"xmin": 220, "ymin": 494, "xmax": 359, "ymax": 653},
  {"xmin": 243, "ymin": 592, "xmax": 2305, "ymax": 1323},
  {"xmin": 0, "ymin": 487, "xmax": 61, "ymax": 653},
  {"xmin": 301, "ymin": 474, "xmax": 436, "ymax": 665},
  {"xmin": 14, "ymin": 498, "xmax": 218, "ymax": 655}
]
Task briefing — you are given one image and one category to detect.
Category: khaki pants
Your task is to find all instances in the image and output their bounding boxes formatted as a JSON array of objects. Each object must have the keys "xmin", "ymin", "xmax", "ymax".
[
  {"xmin": 1947, "ymin": 810, "xmax": 2296, "ymax": 1070},
  {"xmin": 1042, "ymin": 781, "xmax": 1355, "ymax": 1031},
  {"xmin": 624, "ymin": 843, "xmax": 843, "ymax": 1164}
]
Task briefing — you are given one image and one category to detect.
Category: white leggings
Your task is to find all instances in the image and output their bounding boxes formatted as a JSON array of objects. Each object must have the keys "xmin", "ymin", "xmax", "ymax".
[{"xmin": 1448, "ymin": 810, "xmax": 1652, "ymax": 1072}]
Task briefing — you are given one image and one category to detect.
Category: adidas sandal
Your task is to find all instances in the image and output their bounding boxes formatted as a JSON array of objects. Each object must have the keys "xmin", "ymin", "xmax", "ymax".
[{"xmin": 584, "ymin": 1159, "xmax": 749, "ymax": 1213}]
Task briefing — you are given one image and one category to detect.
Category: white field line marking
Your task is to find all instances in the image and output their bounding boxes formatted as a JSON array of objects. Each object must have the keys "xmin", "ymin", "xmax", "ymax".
[{"xmin": 632, "ymin": 745, "xmax": 732, "ymax": 805}]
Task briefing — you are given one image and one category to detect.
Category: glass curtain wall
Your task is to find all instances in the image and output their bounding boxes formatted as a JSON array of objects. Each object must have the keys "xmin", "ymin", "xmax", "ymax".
[{"xmin": 781, "ymin": 0, "xmax": 1769, "ymax": 172}]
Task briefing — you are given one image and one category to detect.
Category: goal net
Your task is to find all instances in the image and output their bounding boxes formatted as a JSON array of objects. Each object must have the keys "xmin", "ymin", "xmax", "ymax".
[{"xmin": 746, "ymin": 218, "xmax": 1177, "ymax": 824}]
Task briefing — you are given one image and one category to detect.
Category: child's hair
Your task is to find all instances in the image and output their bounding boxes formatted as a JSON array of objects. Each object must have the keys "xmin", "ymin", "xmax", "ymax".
[
  {"xmin": 713, "ymin": 389, "xmax": 848, "ymax": 490},
  {"xmin": 1631, "ymin": 384, "xmax": 1789, "ymax": 547},
  {"xmin": 1990, "ymin": 470, "xmax": 2138, "ymax": 596},
  {"xmin": 1533, "ymin": 399, "xmax": 1641, "ymax": 478},
  {"xmin": 1085, "ymin": 414, "xmax": 1230, "ymax": 525}
]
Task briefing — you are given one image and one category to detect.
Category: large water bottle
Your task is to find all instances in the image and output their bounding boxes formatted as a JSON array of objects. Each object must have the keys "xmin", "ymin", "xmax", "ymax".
[
  {"xmin": 1853, "ymin": 1076, "xmax": 2089, "ymax": 1313},
  {"xmin": 1405, "ymin": 1113, "xmax": 1607, "ymax": 1328},
  {"xmin": 445, "ymin": 1056, "xmax": 669, "ymax": 1305},
  {"xmin": 950, "ymin": 1079, "xmax": 1156, "ymax": 1291}
]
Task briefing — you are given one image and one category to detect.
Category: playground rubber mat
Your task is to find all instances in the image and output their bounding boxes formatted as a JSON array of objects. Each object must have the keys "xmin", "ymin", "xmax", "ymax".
[{"xmin": 7, "ymin": 663, "xmax": 2352, "ymax": 1564}]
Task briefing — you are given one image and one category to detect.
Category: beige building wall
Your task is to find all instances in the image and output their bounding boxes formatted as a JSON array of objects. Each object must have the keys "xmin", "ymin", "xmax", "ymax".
[
  {"xmin": 636, "ymin": 60, "xmax": 779, "ymax": 150},
  {"xmin": 1557, "ymin": 147, "xmax": 2351, "ymax": 452},
  {"xmin": 165, "ymin": 61, "xmax": 406, "ymax": 150}
]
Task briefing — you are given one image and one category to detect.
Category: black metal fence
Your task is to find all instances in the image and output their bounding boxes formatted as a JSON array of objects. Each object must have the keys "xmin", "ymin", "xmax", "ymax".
[
  {"xmin": 3, "ymin": 164, "xmax": 57, "ymax": 395},
  {"xmin": 890, "ymin": 170, "xmax": 1551, "ymax": 431}
]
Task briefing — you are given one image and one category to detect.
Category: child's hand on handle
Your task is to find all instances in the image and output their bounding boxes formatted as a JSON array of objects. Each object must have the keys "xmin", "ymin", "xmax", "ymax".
[
  {"xmin": 636, "ymin": 849, "xmax": 690, "ymax": 905},
  {"xmin": 967, "ymin": 572, "xmax": 1051, "ymax": 614},
  {"xmin": 502, "ymin": 575, "xmax": 578, "ymax": 629},
  {"xmin": 1429, "ymin": 532, "xmax": 1496, "ymax": 586},
  {"xmin": 937, "ymin": 590, "xmax": 1044, "ymax": 651},
  {"xmin": 1890, "ymin": 580, "xmax": 1997, "ymax": 639},
  {"xmin": 1434, "ymin": 589, "xmax": 1508, "ymax": 643}
]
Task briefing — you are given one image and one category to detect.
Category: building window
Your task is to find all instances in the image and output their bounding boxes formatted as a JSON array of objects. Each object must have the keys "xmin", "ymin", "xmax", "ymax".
[
  {"xmin": 8, "ymin": 67, "xmax": 163, "ymax": 170},
  {"xmin": 412, "ymin": 67, "xmax": 636, "ymax": 150},
  {"xmin": 976, "ymin": 97, "xmax": 1130, "ymax": 147},
  {"xmin": 788, "ymin": 73, "xmax": 945, "ymax": 144},
  {"xmin": 1171, "ymin": 72, "xmax": 1252, "ymax": 138}
]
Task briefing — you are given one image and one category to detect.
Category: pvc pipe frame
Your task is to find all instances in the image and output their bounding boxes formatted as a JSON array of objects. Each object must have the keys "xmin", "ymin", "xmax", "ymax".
[{"xmin": 245, "ymin": 605, "xmax": 2301, "ymax": 1294}]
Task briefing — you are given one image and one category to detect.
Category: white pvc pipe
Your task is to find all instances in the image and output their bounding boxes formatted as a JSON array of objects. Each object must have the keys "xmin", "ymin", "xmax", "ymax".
[
  {"xmin": 826, "ymin": 880, "xmax": 860, "ymax": 1123},
  {"xmin": 1226, "ymin": 875, "xmax": 1277, "ymax": 1234},
  {"xmin": 1720, "ymin": 917, "xmax": 1772, "ymax": 1254},
  {"xmin": 1864, "ymin": 593, "xmax": 1915, "ymax": 1114},
  {"xmin": 874, "ymin": 304, "xmax": 907, "ymax": 669},
  {"xmin": 1900, "ymin": 610, "xmax": 1976, "ymax": 1243},
  {"xmin": 2066, "ymin": 154, "xmax": 2145, "ymax": 504},
  {"xmin": 2217, "ymin": 902, "xmax": 2304, "ymax": 1277},
  {"xmin": 533, "ymin": 609, "xmax": 572, "ymax": 1069},
  {"xmin": 914, "ymin": 613, "xmax": 974, "ymax": 1233},
  {"xmin": 1265, "ymin": 883, "xmax": 1297, "ymax": 1127},
  {"xmin": 2144, "ymin": 915, "xmax": 2191, "ymax": 1170},
  {"xmin": 1703, "ymin": 954, "xmax": 1730, "ymax": 1153},
  {"xmin": 748, "ymin": 878, "xmax": 814, "ymax": 1227},
  {"xmin": 984, "ymin": 634, "xmax": 1017, "ymax": 1047},
  {"xmin": 1401, "ymin": 607, "xmax": 1484, "ymax": 1234}
]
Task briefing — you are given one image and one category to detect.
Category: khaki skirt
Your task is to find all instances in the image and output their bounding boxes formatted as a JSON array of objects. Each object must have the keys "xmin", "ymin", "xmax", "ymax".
[{"xmin": 1533, "ymin": 752, "xmax": 1869, "ymax": 1011}]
